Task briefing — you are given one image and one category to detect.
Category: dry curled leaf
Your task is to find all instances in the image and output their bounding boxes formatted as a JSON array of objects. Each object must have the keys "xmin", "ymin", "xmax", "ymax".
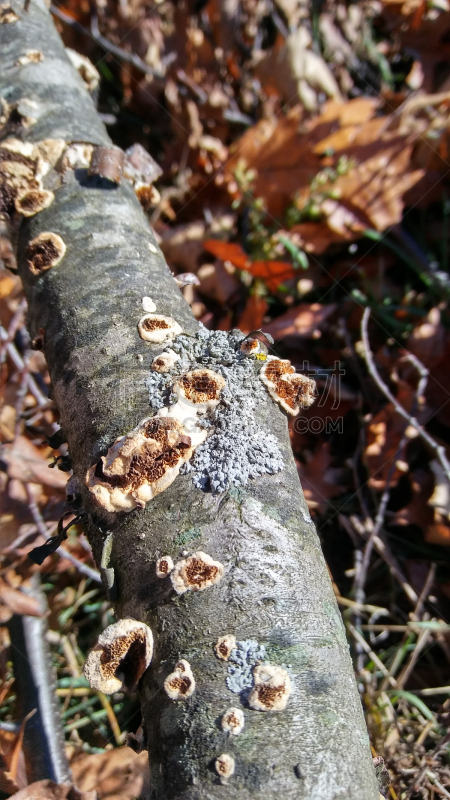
[{"xmin": 70, "ymin": 747, "xmax": 150, "ymax": 800}]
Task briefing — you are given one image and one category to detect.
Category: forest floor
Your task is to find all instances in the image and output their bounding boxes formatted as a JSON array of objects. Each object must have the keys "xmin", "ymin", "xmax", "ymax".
[{"xmin": 1, "ymin": 1, "xmax": 450, "ymax": 798}]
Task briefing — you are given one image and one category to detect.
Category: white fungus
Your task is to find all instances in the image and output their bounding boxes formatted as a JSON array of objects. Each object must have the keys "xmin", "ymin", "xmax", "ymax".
[
  {"xmin": 164, "ymin": 659, "xmax": 195, "ymax": 700},
  {"xmin": 260, "ymin": 356, "xmax": 316, "ymax": 416},
  {"xmin": 151, "ymin": 349, "xmax": 180, "ymax": 373},
  {"xmin": 221, "ymin": 707, "xmax": 244, "ymax": 736},
  {"xmin": 170, "ymin": 551, "xmax": 224, "ymax": 595},
  {"xmin": 248, "ymin": 663, "xmax": 292, "ymax": 711},
  {"xmin": 83, "ymin": 618, "xmax": 153, "ymax": 694},
  {"xmin": 142, "ymin": 296, "xmax": 156, "ymax": 313},
  {"xmin": 214, "ymin": 634, "xmax": 236, "ymax": 662},
  {"xmin": 156, "ymin": 556, "xmax": 174, "ymax": 578},
  {"xmin": 138, "ymin": 314, "xmax": 183, "ymax": 344},
  {"xmin": 215, "ymin": 753, "xmax": 235, "ymax": 780}
]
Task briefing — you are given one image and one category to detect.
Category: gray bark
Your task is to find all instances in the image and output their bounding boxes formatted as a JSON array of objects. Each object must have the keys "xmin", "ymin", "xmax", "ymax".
[{"xmin": 1, "ymin": 3, "xmax": 379, "ymax": 798}]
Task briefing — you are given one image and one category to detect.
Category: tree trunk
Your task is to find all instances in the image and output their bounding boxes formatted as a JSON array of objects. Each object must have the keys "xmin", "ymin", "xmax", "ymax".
[{"xmin": 1, "ymin": 3, "xmax": 379, "ymax": 798}]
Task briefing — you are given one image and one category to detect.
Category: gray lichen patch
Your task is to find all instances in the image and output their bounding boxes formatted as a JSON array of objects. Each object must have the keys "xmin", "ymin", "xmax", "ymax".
[
  {"xmin": 226, "ymin": 640, "xmax": 266, "ymax": 695},
  {"xmin": 146, "ymin": 325, "xmax": 284, "ymax": 494}
]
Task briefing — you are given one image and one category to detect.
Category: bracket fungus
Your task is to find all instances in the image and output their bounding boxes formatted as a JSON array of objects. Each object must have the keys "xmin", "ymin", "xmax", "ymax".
[
  {"xmin": 151, "ymin": 349, "xmax": 180, "ymax": 373},
  {"xmin": 66, "ymin": 48, "xmax": 100, "ymax": 93},
  {"xmin": 15, "ymin": 188, "xmax": 54, "ymax": 216},
  {"xmin": 215, "ymin": 753, "xmax": 235, "ymax": 780},
  {"xmin": 172, "ymin": 369, "xmax": 226, "ymax": 412},
  {"xmin": 138, "ymin": 314, "xmax": 183, "ymax": 344},
  {"xmin": 171, "ymin": 551, "xmax": 224, "ymax": 595},
  {"xmin": 156, "ymin": 555, "xmax": 174, "ymax": 578},
  {"xmin": 83, "ymin": 619, "xmax": 153, "ymax": 694},
  {"xmin": 26, "ymin": 232, "xmax": 66, "ymax": 274},
  {"xmin": 164, "ymin": 659, "xmax": 195, "ymax": 700},
  {"xmin": 248, "ymin": 664, "xmax": 292, "ymax": 711},
  {"xmin": 221, "ymin": 707, "xmax": 244, "ymax": 736},
  {"xmin": 214, "ymin": 634, "xmax": 236, "ymax": 661},
  {"xmin": 260, "ymin": 356, "xmax": 316, "ymax": 416},
  {"xmin": 86, "ymin": 416, "xmax": 193, "ymax": 513}
]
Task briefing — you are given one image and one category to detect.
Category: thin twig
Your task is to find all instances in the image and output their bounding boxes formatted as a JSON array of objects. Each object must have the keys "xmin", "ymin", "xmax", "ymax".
[
  {"xmin": 361, "ymin": 307, "xmax": 450, "ymax": 483},
  {"xmin": 25, "ymin": 485, "xmax": 101, "ymax": 584}
]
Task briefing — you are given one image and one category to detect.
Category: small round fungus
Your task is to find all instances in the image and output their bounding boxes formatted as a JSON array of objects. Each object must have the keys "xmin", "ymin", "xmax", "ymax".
[
  {"xmin": 138, "ymin": 314, "xmax": 183, "ymax": 344},
  {"xmin": 170, "ymin": 551, "xmax": 224, "ymax": 595},
  {"xmin": 164, "ymin": 659, "xmax": 195, "ymax": 700},
  {"xmin": 248, "ymin": 664, "xmax": 292, "ymax": 711},
  {"xmin": 26, "ymin": 232, "xmax": 66, "ymax": 274},
  {"xmin": 83, "ymin": 618, "xmax": 153, "ymax": 694},
  {"xmin": 260, "ymin": 357, "xmax": 316, "ymax": 416},
  {"xmin": 142, "ymin": 296, "xmax": 156, "ymax": 313},
  {"xmin": 156, "ymin": 555, "xmax": 174, "ymax": 578},
  {"xmin": 151, "ymin": 349, "xmax": 180, "ymax": 373},
  {"xmin": 173, "ymin": 369, "xmax": 225, "ymax": 410},
  {"xmin": 15, "ymin": 188, "xmax": 54, "ymax": 216},
  {"xmin": 215, "ymin": 753, "xmax": 235, "ymax": 780},
  {"xmin": 214, "ymin": 634, "xmax": 236, "ymax": 661},
  {"xmin": 221, "ymin": 707, "xmax": 244, "ymax": 736}
]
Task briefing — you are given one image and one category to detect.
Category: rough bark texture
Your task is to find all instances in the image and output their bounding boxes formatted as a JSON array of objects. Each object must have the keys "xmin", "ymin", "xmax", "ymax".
[{"xmin": 1, "ymin": 4, "xmax": 379, "ymax": 798}]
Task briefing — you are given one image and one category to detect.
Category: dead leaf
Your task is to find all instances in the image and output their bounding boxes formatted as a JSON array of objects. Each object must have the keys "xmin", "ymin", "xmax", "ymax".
[
  {"xmin": 70, "ymin": 747, "xmax": 150, "ymax": 800},
  {"xmin": 297, "ymin": 442, "xmax": 349, "ymax": 512},
  {"xmin": 203, "ymin": 239, "xmax": 250, "ymax": 269},
  {"xmin": 1, "ymin": 436, "xmax": 67, "ymax": 490},
  {"xmin": 0, "ymin": 578, "xmax": 43, "ymax": 617},
  {"xmin": 264, "ymin": 303, "xmax": 337, "ymax": 341},
  {"xmin": 9, "ymin": 781, "xmax": 96, "ymax": 800},
  {"xmin": 237, "ymin": 295, "xmax": 268, "ymax": 333},
  {"xmin": 365, "ymin": 377, "xmax": 414, "ymax": 489}
]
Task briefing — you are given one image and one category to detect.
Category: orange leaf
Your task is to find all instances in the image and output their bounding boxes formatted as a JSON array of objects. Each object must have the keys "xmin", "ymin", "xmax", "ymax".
[
  {"xmin": 247, "ymin": 260, "xmax": 296, "ymax": 292},
  {"xmin": 203, "ymin": 240, "xmax": 250, "ymax": 269},
  {"xmin": 238, "ymin": 295, "xmax": 268, "ymax": 334}
]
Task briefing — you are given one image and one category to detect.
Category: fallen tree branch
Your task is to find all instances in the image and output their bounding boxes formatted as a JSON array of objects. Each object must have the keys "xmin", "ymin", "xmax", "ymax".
[{"xmin": 1, "ymin": 4, "xmax": 379, "ymax": 798}]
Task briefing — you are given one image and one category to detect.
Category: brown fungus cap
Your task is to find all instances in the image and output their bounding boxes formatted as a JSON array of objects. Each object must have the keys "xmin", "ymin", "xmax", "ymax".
[
  {"xmin": 240, "ymin": 338, "xmax": 262, "ymax": 355},
  {"xmin": 170, "ymin": 551, "xmax": 224, "ymax": 595},
  {"xmin": 15, "ymin": 188, "xmax": 54, "ymax": 217},
  {"xmin": 151, "ymin": 349, "xmax": 180, "ymax": 373},
  {"xmin": 173, "ymin": 369, "xmax": 225, "ymax": 410},
  {"xmin": 260, "ymin": 357, "xmax": 316, "ymax": 416},
  {"xmin": 156, "ymin": 556, "xmax": 174, "ymax": 578},
  {"xmin": 26, "ymin": 232, "xmax": 66, "ymax": 275},
  {"xmin": 86, "ymin": 416, "xmax": 192, "ymax": 513},
  {"xmin": 164, "ymin": 659, "xmax": 195, "ymax": 700},
  {"xmin": 83, "ymin": 619, "xmax": 153, "ymax": 694},
  {"xmin": 214, "ymin": 634, "xmax": 236, "ymax": 661},
  {"xmin": 215, "ymin": 754, "xmax": 235, "ymax": 779},
  {"xmin": 248, "ymin": 664, "xmax": 292, "ymax": 711},
  {"xmin": 138, "ymin": 314, "xmax": 183, "ymax": 344},
  {"xmin": 221, "ymin": 707, "xmax": 244, "ymax": 736}
]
